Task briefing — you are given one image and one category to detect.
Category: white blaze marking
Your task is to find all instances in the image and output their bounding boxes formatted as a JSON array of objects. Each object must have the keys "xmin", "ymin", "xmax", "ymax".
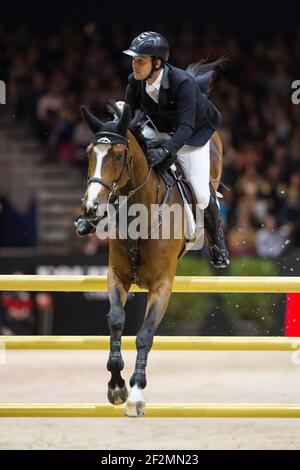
[{"xmin": 86, "ymin": 144, "xmax": 111, "ymax": 211}]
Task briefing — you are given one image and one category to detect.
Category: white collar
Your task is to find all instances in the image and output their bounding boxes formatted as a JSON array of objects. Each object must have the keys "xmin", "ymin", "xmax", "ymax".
[{"xmin": 146, "ymin": 68, "xmax": 164, "ymax": 91}]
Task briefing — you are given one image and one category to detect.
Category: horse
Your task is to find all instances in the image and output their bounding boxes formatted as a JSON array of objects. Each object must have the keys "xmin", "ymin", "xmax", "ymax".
[{"xmin": 80, "ymin": 102, "xmax": 223, "ymax": 417}]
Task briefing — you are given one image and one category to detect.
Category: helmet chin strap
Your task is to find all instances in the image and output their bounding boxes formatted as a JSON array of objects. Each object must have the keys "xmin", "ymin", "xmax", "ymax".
[{"xmin": 144, "ymin": 57, "xmax": 163, "ymax": 82}]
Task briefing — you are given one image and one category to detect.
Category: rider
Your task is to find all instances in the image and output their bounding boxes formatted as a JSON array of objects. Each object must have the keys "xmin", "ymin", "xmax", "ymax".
[{"xmin": 76, "ymin": 31, "xmax": 229, "ymax": 268}]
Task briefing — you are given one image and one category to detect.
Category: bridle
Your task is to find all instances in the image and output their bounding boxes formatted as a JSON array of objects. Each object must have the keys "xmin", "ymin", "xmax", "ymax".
[{"xmin": 84, "ymin": 131, "xmax": 153, "ymax": 225}]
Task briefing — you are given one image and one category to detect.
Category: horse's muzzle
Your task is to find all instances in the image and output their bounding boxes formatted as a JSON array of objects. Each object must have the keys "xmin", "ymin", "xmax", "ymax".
[
  {"xmin": 75, "ymin": 218, "xmax": 96, "ymax": 237},
  {"xmin": 81, "ymin": 201, "xmax": 98, "ymax": 220}
]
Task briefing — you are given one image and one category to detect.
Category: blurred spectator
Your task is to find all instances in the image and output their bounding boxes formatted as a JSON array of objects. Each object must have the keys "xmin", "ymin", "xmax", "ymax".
[
  {"xmin": 1, "ymin": 20, "xmax": 300, "ymax": 257},
  {"xmin": 0, "ymin": 271, "xmax": 53, "ymax": 335},
  {"xmin": 227, "ymin": 212, "xmax": 257, "ymax": 256},
  {"xmin": 256, "ymin": 215, "xmax": 288, "ymax": 258},
  {"xmin": 279, "ymin": 185, "xmax": 300, "ymax": 246},
  {"xmin": 0, "ymin": 269, "xmax": 36, "ymax": 334},
  {"xmin": 36, "ymin": 71, "xmax": 68, "ymax": 146},
  {"xmin": 35, "ymin": 293, "xmax": 54, "ymax": 335}
]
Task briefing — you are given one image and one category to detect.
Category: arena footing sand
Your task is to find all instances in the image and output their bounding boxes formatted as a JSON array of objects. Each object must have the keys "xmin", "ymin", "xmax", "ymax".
[{"xmin": 1, "ymin": 350, "xmax": 300, "ymax": 450}]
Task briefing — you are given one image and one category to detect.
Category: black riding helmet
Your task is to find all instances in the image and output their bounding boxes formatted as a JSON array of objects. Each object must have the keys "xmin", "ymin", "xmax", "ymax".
[{"xmin": 123, "ymin": 31, "xmax": 169, "ymax": 80}]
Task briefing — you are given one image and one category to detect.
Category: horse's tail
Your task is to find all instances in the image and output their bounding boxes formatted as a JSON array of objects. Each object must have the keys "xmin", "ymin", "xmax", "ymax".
[{"xmin": 186, "ymin": 55, "xmax": 230, "ymax": 97}]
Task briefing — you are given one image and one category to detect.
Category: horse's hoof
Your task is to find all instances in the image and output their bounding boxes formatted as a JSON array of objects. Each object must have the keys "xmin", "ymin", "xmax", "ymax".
[
  {"xmin": 125, "ymin": 400, "xmax": 146, "ymax": 417},
  {"xmin": 107, "ymin": 384, "xmax": 128, "ymax": 405}
]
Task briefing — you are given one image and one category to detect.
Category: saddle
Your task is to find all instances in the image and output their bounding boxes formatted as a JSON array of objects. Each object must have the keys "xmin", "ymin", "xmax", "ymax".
[
  {"xmin": 144, "ymin": 132, "xmax": 209, "ymax": 228},
  {"xmin": 142, "ymin": 134, "xmax": 222, "ymax": 257},
  {"xmin": 139, "ymin": 131, "xmax": 196, "ymax": 210},
  {"xmin": 155, "ymin": 161, "xmax": 197, "ymax": 219}
]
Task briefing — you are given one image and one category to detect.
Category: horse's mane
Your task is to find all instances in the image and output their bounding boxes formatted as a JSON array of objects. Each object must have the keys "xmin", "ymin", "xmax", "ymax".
[
  {"xmin": 107, "ymin": 101, "xmax": 152, "ymax": 155},
  {"xmin": 185, "ymin": 55, "xmax": 230, "ymax": 96}
]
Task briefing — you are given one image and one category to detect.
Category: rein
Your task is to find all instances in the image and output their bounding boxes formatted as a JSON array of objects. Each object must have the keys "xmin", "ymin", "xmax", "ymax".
[{"xmin": 84, "ymin": 131, "xmax": 171, "ymax": 286}]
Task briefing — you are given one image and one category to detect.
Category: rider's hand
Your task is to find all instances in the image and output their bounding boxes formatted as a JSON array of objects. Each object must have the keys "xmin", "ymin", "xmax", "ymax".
[{"xmin": 147, "ymin": 147, "xmax": 171, "ymax": 167}]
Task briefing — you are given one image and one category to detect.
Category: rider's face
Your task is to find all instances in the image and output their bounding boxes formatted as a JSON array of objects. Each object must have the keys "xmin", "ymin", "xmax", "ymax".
[{"xmin": 131, "ymin": 56, "xmax": 152, "ymax": 80}]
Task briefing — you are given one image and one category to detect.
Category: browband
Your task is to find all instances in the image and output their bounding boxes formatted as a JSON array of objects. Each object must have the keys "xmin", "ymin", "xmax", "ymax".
[{"xmin": 91, "ymin": 131, "xmax": 129, "ymax": 146}]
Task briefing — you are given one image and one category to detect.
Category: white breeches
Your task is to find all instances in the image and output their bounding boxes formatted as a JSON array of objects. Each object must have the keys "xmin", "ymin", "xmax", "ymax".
[
  {"xmin": 143, "ymin": 126, "xmax": 211, "ymax": 210},
  {"xmin": 176, "ymin": 141, "xmax": 210, "ymax": 210}
]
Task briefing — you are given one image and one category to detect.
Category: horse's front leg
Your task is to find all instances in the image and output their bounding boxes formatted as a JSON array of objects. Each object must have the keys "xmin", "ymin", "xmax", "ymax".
[
  {"xmin": 107, "ymin": 268, "xmax": 130, "ymax": 405},
  {"xmin": 125, "ymin": 277, "xmax": 173, "ymax": 417}
]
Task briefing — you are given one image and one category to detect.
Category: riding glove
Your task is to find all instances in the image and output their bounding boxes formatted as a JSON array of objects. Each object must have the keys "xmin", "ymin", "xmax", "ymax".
[{"xmin": 147, "ymin": 147, "xmax": 171, "ymax": 167}]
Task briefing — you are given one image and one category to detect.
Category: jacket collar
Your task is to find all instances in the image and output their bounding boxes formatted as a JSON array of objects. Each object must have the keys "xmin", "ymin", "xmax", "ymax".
[
  {"xmin": 145, "ymin": 68, "xmax": 164, "ymax": 92},
  {"xmin": 161, "ymin": 64, "xmax": 170, "ymax": 89},
  {"xmin": 141, "ymin": 64, "xmax": 170, "ymax": 90}
]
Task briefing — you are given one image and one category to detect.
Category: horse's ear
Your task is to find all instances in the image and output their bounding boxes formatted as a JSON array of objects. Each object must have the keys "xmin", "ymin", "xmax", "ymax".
[
  {"xmin": 117, "ymin": 103, "xmax": 131, "ymax": 136},
  {"xmin": 81, "ymin": 106, "xmax": 103, "ymax": 133}
]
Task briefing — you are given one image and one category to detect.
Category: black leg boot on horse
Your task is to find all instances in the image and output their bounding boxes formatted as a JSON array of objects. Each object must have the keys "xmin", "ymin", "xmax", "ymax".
[
  {"xmin": 106, "ymin": 270, "xmax": 130, "ymax": 406},
  {"xmin": 125, "ymin": 277, "xmax": 173, "ymax": 417},
  {"xmin": 204, "ymin": 195, "xmax": 230, "ymax": 268}
]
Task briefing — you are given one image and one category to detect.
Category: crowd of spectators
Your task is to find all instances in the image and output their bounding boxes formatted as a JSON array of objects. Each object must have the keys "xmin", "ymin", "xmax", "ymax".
[
  {"xmin": 0, "ymin": 271, "xmax": 54, "ymax": 335},
  {"xmin": 1, "ymin": 20, "xmax": 300, "ymax": 257}
]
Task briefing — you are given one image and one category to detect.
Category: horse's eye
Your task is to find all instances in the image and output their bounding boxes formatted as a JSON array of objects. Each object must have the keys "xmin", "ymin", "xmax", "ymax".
[{"xmin": 114, "ymin": 153, "xmax": 123, "ymax": 162}]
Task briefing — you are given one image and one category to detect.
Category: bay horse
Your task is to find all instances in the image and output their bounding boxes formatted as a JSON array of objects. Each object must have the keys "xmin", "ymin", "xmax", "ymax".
[{"xmin": 80, "ymin": 103, "xmax": 222, "ymax": 417}]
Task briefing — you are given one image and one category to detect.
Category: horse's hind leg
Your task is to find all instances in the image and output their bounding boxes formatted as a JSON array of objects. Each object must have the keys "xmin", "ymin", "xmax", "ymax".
[
  {"xmin": 125, "ymin": 277, "xmax": 173, "ymax": 417},
  {"xmin": 106, "ymin": 268, "xmax": 130, "ymax": 405}
]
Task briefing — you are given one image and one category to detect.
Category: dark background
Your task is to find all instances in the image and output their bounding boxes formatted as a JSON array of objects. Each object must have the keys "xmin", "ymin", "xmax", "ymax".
[
  {"xmin": 1, "ymin": 0, "xmax": 298, "ymax": 40},
  {"xmin": 0, "ymin": 0, "xmax": 299, "ymax": 336}
]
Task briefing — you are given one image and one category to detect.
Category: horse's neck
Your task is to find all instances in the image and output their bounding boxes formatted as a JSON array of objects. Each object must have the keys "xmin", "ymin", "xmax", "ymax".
[{"xmin": 127, "ymin": 131, "xmax": 159, "ymax": 206}]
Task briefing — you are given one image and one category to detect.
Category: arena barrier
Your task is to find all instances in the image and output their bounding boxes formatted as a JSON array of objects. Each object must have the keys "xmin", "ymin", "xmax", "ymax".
[
  {"xmin": 1, "ymin": 335, "xmax": 300, "ymax": 350},
  {"xmin": 1, "ymin": 403, "xmax": 300, "ymax": 418},
  {"xmin": 1, "ymin": 274, "xmax": 300, "ymax": 418},
  {"xmin": 1, "ymin": 274, "xmax": 300, "ymax": 293}
]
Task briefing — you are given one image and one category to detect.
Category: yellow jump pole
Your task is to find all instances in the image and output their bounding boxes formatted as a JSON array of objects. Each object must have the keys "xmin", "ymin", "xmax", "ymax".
[
  {"xmin": 1, "ymin": 275, "xmax": 300, "ymax": 293},
  {"xmin": 0, "ymin": 403, "xmax": 300, "ymax": 418},
  {"xmin": 1, "ymin": 336, "xmax": 300, "ymax": 351}
]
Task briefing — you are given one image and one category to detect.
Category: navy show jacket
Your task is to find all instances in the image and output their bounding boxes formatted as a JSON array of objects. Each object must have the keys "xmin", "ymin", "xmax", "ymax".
[{"xmin": 125, "ymin": 63, "xmax": 222, "ymax": 155}]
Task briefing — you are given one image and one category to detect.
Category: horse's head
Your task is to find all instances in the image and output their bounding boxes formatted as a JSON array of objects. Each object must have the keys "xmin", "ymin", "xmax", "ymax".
[{"xmin": 80, "ymin": 104, "xmax": 131, "ymax": 222}]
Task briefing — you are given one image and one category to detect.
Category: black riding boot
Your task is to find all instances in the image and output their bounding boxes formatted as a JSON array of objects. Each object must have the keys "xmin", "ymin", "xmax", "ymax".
[
  {"xmin": 204, "ymin": 196, "xmax": 229, "ymax": 268},
  {"xmin": 74, "ymin": 218, "xmax": 96, "ymax": 238}
]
